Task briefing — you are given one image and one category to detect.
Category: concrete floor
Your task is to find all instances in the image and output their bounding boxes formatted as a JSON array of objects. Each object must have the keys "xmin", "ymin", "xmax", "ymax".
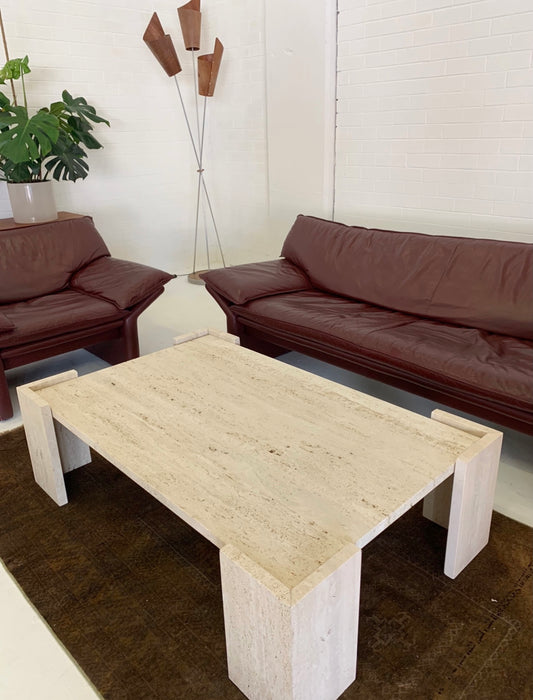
[{"xmin": 1, "ymin": 275, "xmax": 532, "ymax": 698}]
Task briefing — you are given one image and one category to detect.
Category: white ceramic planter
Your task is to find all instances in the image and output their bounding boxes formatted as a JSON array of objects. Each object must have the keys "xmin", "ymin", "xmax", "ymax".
[{"xmin": 7, "ymin": 181, "xmax": 58, "ymax": 224}]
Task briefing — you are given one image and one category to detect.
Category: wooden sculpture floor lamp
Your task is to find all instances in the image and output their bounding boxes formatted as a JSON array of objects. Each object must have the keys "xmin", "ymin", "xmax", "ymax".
[{"xmin": 143, "ymin": 2, "xmax": 226, "ymax": 284}]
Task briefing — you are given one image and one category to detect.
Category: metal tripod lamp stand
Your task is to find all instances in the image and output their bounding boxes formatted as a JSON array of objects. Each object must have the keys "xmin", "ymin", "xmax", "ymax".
[{"xmin": 143, "ymin": 3, "xmax": 226, "ymax": 284}]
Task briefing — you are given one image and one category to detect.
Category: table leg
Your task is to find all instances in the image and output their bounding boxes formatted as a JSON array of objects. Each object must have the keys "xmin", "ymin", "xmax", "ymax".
[
  {"xmin": 17, "ymin": 371, "xmax": 91, "ymax": 506},
  {"xmin": 220, "ymin": 543, "xmax": 361, "ymax": 700},
  {"xmin": 422, "ymin": 474, "xmax": 453, "ymax": 528},
  {"xmin": 427, "ymin": 410, "xmax": 503, "ymax": 579},
  {"xmin": 173, "ymin": 328, "xmax": 240, "ymax": 346}
]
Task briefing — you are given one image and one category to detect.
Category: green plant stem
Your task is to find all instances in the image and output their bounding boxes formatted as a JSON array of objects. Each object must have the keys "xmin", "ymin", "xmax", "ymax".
[
  {"xmin": 20, "ymin": 70, "xmax": 27, "ymax": 109},
  {"xmin": 0, "ymin": 10, "xmax": 16, "ymax": 106}
]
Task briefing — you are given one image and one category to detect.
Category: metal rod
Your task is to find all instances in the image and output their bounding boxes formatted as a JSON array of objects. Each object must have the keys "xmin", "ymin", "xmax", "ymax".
[
  {"xmin": 199, "ymin": 96, "xmax": 210, "ymax": 270},
  {"xmin": 191, "ymin": 50, "xmax": 201, "ymax": 147},
  {"xmin": 174, "ymin": 76, "xmax": 199, "ymax": 161},
  {"xmin": 173, "ymin": 77, "xmax": 227, "ymax": 270},
  {"xmin": 174, "ymin": 76, "xmax": 205, "ymax": 272},
  {"xmin": 200, "ymin": 99, "xmax": 226, "ymax": 268},
  {"xmin": 192, "ymin": 167, "xmax": 202, "ymax": 273},
  {"xmin": 174, "ymin": 75, "xmax": 202, "ymax": 272}
]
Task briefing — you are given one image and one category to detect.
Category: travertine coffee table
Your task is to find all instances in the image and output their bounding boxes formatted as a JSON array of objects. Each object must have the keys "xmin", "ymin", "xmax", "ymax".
[{"xmin": 18, "ymin": 329, "xmax": 502, "ymax": 700}]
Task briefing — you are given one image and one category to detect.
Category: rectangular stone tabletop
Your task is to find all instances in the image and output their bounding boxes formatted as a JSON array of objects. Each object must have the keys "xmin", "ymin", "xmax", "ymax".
[{"xmin": 33, "ymin": 330, "xmax": 478, "ymax": 589}]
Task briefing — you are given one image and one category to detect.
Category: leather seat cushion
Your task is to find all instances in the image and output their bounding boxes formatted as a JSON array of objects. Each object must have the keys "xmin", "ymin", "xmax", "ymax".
[
  {"xmin": 236, "ymin": 291, "xmax": 533, "ymax": 409},
  {"xmin": 0, "ymin": 290, "xmax": 126, "ymax": 348}
]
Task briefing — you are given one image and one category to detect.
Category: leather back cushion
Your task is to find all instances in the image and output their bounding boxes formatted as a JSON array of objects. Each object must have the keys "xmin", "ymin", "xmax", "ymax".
[
  {"xmin": 0, "ymin": 216, "xmax": 110, "ymax": 304},
  {"xmin": 281, "ymin": 215, "xmax": 533, "ymax": 340}
]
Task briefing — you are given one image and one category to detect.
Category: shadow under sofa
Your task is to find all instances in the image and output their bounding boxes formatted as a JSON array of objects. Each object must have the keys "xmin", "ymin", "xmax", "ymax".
[
  {"xmin": 202, "ymin": 215, "xmax": 533, "ymax": 435},
  {"xmin": 0, "ymin": 214, "xmax": 175, "ymax": 420}
]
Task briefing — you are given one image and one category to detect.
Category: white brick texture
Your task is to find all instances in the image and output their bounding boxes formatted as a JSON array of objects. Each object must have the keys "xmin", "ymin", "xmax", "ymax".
[
  {"xmin": 0, "ymin": 0, "xmax": 269, "ymax": 269},
  {"xmin": 335, "ymin": 0, "xmax": 533, "ymax": 241},
  {"xmin": 1, "ymin": 1, "xmax": 531, "ymax": 254}
]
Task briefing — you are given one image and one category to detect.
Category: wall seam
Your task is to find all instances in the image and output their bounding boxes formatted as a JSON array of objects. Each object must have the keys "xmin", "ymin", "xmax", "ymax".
[{"xmin": 332, "ymin": 0, "xmax": 339, "ymax": 221}]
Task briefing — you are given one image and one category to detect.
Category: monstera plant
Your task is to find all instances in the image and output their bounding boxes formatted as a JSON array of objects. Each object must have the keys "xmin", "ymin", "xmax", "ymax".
[{"xmin": 0, "ymin": 56, "xmax": 109, "ymax": 184}]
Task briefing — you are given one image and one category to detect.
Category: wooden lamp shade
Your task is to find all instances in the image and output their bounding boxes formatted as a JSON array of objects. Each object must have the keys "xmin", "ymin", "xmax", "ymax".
[
  {"xmin": 143, "ymin": 11, "xmax": 165, "ymax": 42},
  {"xmin": 198, "ymin": 38, "xmax": 223, "ymax": 97},
  {"xmin": 143, "ymin": 12, "xmax": 181, "ymax": 77},
  {"xmin": 178, "ymin": 0, "xmax": 201, "ymax": 52}
]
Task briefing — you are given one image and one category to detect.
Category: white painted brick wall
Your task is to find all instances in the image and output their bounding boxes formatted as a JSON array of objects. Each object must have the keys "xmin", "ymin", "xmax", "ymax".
[
  {"xmin": 0, "ymin": 0, "xmax": 268, "ymax": 270},
  {"xmin": 2, "ymin": 1, "xmax": 531, "ymax": 258},
  {"xmin": 336, "ymin": 0, "xmax": 533, "ymax": 241}
]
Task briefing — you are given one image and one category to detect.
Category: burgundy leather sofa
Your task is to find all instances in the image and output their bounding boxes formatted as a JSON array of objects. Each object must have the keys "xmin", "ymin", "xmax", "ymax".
[
  {"xmin": 203, "ymin": 215, "xmax": 533, "ymax": 435},
  {"xmin": 0, "ymin": 215, "xmax": 175, "ymax": 420}
]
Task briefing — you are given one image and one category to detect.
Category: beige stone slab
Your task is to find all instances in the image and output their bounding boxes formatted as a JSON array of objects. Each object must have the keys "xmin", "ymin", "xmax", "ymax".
[
  {"xmin": 20, "ymin": 331, "xmax": 502, "ymax": 700},
  {"xmin": 17, "ymin": 371, "xmax": 91, "ymax": 505},
  {"xmin": 221, "ymin": 542, "xmax": 361, "ymax": 700},
  {"xmin": 422, "ymin": 474, "xmax": 453, "ymax": 528},
  {"xmin": 430, "ymin": 410, "xmax": 503, "ymax": 578},
  {"xmin": 173, "ymin": 327, "xmax": 240, "ymax": 346},
  {"xmin": 55, "ymin": 421, "xmax": 92, "ymax": 475},
  {"xmin": 33, "ymin": 332, "xmax": 479, "ymax": 587}
]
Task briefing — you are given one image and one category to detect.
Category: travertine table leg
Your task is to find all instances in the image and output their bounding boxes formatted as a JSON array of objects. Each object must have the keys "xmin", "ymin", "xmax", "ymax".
[
  {"xmin": 17, "ymin": 371, "xmax": 91, "ymax": 506},
  {"xmin": 173, "ymin": 328, "xmax": 240, "ymax": 346},
  {"xmin": 425, "ymin": 410, "xmax": 503, "ymax": 579},
  {"xmin": 220, "ymin": 543, "xmax": 361, "ymax": 700}
]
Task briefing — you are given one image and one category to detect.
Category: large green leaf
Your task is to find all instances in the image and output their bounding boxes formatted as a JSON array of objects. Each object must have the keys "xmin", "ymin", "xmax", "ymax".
[
  {"xmin": 61, "ymin": 90, "xmax": 110, "ymax": 129},
  {"xmin": 48, "ymin": 101, "xmax": 66, "ymax": 118},
  {"xmin": 0, "ymin": 56, "xmax": 30, "ymax": 84},
  {"xmin": 0, "ymin": 106, "xmax": 59, "ymax": 163},
  {"xmin": 0, "ymin": 158, "xmax": 41, "ymax": 183},
  {"xmin": 44, "ymin": 131, "xmax": 89, "ymax": 181},
  {"xmin": 66, "ymin": 115, "xmax": 104, "ymax": 149}
]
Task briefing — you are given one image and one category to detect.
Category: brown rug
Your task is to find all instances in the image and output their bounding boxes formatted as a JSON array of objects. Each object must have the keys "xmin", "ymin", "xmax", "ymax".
[{"xmin": 1, "ymin": 427, "xmax": 531, "ymax": 699}]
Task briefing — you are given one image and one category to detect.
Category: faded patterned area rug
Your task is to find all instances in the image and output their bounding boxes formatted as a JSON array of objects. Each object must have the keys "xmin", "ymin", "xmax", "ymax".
[{"xmin": 1, "ymin": 427, "xmax": 531, "ymax": 699}]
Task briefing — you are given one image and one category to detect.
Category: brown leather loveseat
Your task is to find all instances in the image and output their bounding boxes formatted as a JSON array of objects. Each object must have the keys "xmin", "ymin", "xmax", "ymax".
[
  {"xmin": 203, "ymin": 215, "xmax": 533, "ymax": 435},
  {"xmin": 0, "ymin": 215, "xmax": 175, "ymax": 420}
]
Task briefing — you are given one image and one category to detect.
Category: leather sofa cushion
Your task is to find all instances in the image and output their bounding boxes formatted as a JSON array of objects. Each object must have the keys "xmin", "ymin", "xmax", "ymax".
[
  {"xmin": 201, "ymin": 259, "xmax": 312, "ymax": 305},
  {"xmin": 70, "ymin": 257, "xmax": 176, "ymax": 309},
  {"xmin": 0, "ymin": 290, "xmax": 125, "ymax": 348},
  {"xmin": 0, "ymin": 312, "xmax": 15, "ymax": 333},
  {"xmin": 0, "ymin": 216, "xmax": 109, "ymax": 304},
  {"xmin": 236, "ymin": 291, "xmax": 533, "ymax": 408},
  {"xmin": 281, "ymin": 215, "xmax": 533, "ymax": 340}
]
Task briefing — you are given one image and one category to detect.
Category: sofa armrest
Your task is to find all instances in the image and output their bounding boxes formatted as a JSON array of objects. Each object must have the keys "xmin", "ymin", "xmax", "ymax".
[
  {"xmin": 0, "ymin": 311, "xmax": 15, "ymax": 334},
  {"xmin": 70, "ymin": 257, "xmax": 176, "ymax": 310},
  {"xmin": 201, "ymin": 259, "xmax": 312, "ymax": 305}
]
